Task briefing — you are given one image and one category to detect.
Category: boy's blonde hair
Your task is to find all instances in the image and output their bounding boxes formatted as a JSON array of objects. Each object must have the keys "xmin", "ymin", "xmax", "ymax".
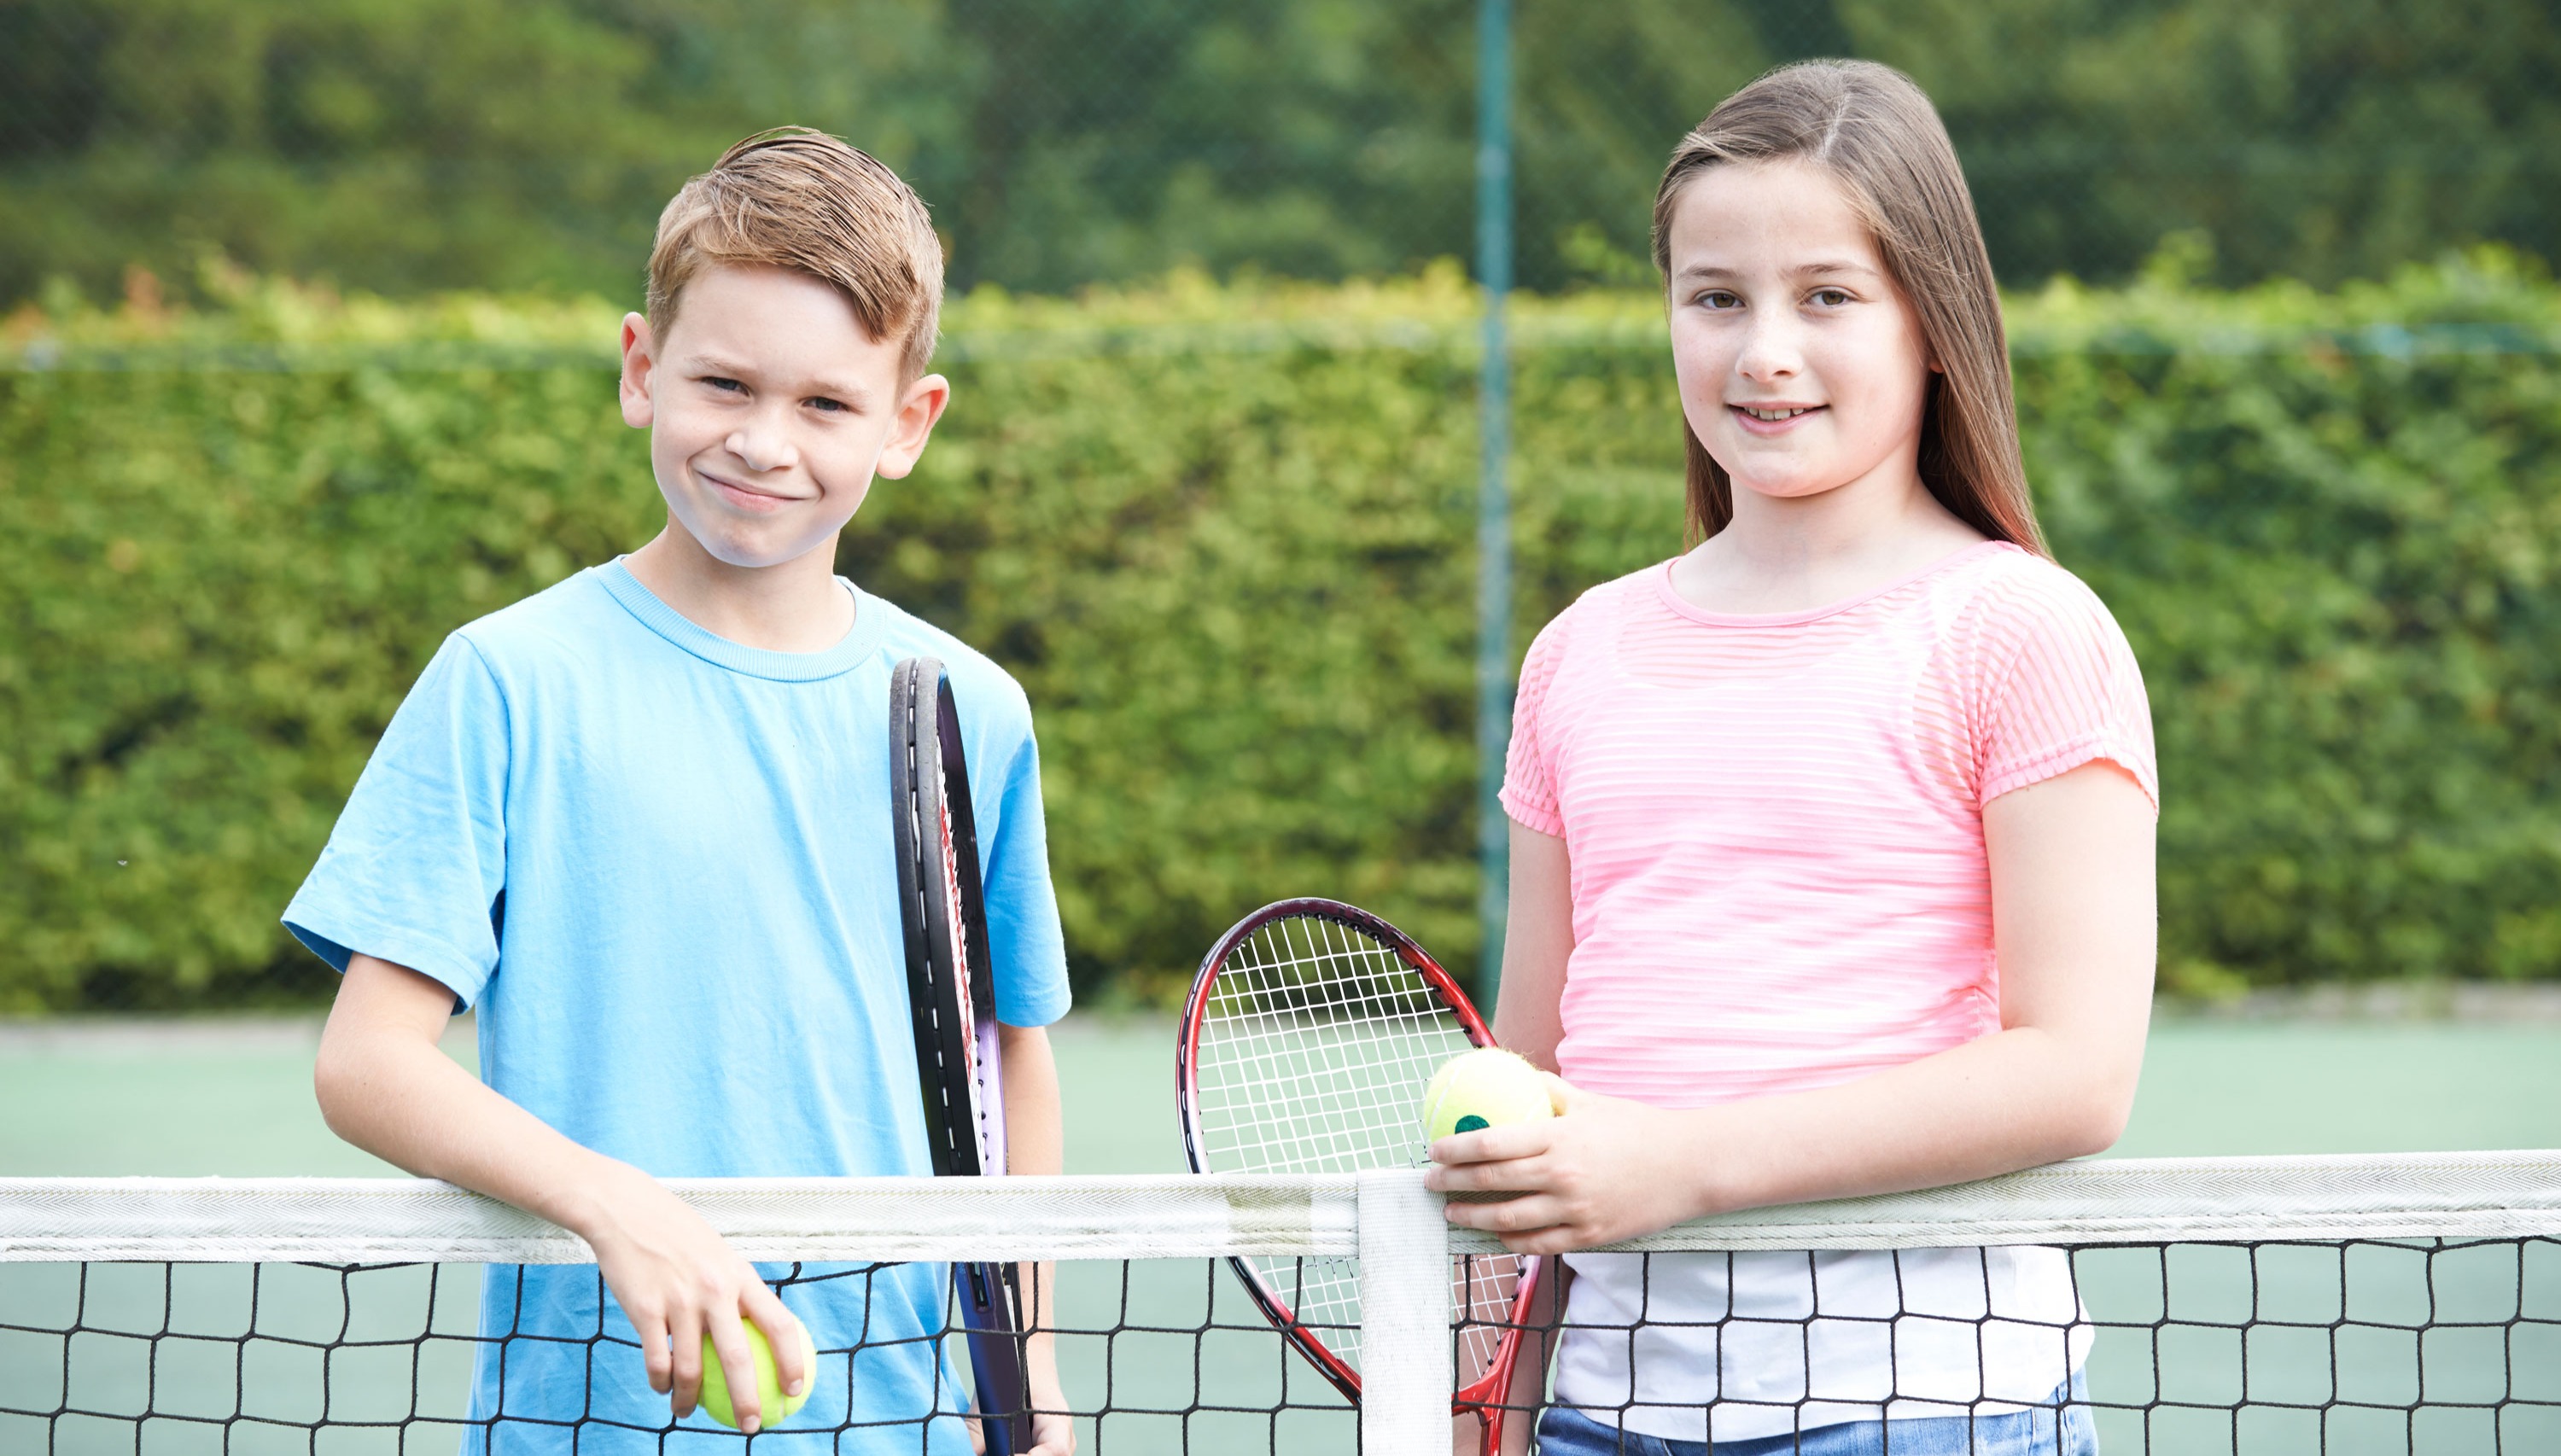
[{"xmin": 646, "ymin": 127, "xmax": 945, "ymax": 383}]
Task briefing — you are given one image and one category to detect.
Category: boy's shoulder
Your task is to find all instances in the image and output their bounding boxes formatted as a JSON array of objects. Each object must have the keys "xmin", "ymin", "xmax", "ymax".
[
  {"xmin": 442, "ymin": 565, "xmax": 628, "ymax": 667},
  {"xmin": 864, "ymin": 595, "xmax": 1033, "ymax": 719}
]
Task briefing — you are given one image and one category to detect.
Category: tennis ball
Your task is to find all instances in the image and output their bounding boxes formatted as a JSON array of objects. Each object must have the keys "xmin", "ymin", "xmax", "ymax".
[
  {"xmin": 1421, "ymin": 1047, "xmax": 1555, "ymax": 1144},
  {"xmin": 697, "ymin": 1317, "xmax": 817, "ymax": 1430}
]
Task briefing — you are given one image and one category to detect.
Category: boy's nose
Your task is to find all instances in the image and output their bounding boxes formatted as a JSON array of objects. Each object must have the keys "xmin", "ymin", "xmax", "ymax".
[{"xmin": 726, "ymin": 428, "xmax": 796, "ymax": 475}]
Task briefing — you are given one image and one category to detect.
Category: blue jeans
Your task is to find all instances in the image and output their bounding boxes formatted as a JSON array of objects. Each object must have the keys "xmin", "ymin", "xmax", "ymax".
[{"xmin": 1532, "ymin": 1377, "xmax": 2097, "ymax": 1456}]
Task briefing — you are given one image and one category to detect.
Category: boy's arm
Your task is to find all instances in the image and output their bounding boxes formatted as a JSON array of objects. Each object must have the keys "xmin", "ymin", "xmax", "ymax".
[
  {"xmin": 315, "ymin": 953, "xmax": 810, "ymax": 1434},
  {"xmin": 996, "ymin": 1022, "xmax": 1074, "ymax": 1455}
]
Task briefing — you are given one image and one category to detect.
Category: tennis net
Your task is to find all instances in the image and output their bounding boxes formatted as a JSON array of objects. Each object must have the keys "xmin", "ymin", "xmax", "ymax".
[{"xmin": 3, "ymin": 1153, "xmax": 2556, "ymax": 1453}]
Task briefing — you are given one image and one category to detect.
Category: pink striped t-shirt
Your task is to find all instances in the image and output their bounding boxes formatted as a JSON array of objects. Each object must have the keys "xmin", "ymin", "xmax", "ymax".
[
  {"xmin": 1501, "ymin": 540, "xmax": 2156, "ymax": 1439},
  {"xmin": 1503, "ymin": 539, "xmax": 2156, "ymax": 1107}
]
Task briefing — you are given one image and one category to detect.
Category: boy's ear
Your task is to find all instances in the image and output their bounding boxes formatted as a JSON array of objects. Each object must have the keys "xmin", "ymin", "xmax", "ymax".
[
  {"xmin": 872, "ymin": 372, "xmax": 952, "ymax": 481},
  {"xmin": 618, "ymin": 313, "xmax": 657, "ymax": 428}
]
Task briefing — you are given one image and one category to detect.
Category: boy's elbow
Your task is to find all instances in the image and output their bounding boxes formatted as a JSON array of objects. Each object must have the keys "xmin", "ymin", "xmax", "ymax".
[{"xmin": 312, "ymin": 1036, "xmax": 360, "ymax": 1138}]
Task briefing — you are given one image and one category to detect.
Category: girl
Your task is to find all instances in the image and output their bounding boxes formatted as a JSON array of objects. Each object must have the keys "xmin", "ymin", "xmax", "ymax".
[{"xmin": 1427, "ymin": 61, "xmax": 2156, "ymax": 1454}]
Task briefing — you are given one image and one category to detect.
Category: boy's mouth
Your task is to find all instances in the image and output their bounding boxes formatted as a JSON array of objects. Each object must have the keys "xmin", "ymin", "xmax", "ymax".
[{"xmin": 700, "ymin": 469, "xmax": 799, "ymax": 513}]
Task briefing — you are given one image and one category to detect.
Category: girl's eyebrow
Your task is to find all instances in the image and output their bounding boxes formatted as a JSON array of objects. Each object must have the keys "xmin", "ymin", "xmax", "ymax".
[{"xmin": 1673, "ymin": 259, "xmax": 1884, "ymax": 282}]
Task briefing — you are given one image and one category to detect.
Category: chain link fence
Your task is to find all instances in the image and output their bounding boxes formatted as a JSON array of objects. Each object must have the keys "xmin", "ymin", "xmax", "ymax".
[{"xmin": 4, "ymin": 0, "xmax": 2557, "ymax": 310}]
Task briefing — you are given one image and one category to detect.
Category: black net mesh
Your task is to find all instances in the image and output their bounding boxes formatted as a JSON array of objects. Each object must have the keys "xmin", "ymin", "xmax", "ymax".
[
  {"xmin": 1454, "ymin": 1238, "xmax": 2561, "ymax": 1454},
  {"xmin": 8, "ymin": 1236, "xmax": 2558, "ymax": 1453}
]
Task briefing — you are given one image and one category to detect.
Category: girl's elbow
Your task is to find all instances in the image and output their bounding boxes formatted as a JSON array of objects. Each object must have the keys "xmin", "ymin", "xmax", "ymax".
[{"xmin": 2057, "ymin": 1079, "xmax": 2139, "ymax": 1160}]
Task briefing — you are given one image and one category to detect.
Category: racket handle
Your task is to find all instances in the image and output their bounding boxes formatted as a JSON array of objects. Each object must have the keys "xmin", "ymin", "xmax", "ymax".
[{"xmin": 960, "ymin": 1261, "xmax": 1033, "ymax": 1454}]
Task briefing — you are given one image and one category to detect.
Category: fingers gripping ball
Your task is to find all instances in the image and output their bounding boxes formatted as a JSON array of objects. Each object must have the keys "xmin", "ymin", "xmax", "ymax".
[
  {"xmin": 1421, "ymin": 1047, "xmax": 1556, "ymax": 1144},
  {"xmin": 697, "ymin": 1317, "xmax": 817, "ymax": 1430}
]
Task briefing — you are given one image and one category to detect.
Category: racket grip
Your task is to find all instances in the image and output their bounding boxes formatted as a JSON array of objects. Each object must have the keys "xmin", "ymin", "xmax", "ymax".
[{"xmin": 960, "ymin": 1261, "xmax": 1033, "ymax": 1454}]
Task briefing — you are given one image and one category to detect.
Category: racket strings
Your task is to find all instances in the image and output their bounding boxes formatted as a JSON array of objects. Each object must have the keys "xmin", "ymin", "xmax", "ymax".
[{"xmin": 1188, "ymin": 912, "xmax": 1526, "ymax": 1377}]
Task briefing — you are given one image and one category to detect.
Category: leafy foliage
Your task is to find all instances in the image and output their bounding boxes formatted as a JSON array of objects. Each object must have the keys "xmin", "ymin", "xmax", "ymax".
[
  {"xmin": 4, "ymin": 0, "xmax": 2557, "ymax": 306},
  {"xmin": 3, "ymin": 255, "xmax": 2558, "ymax": 1010}
]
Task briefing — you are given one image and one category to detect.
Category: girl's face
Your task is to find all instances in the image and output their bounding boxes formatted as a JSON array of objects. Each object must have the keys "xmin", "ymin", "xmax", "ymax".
[{"xmin": 1664, "ymin": 159, "xmax": 1936, "ymax": 508}]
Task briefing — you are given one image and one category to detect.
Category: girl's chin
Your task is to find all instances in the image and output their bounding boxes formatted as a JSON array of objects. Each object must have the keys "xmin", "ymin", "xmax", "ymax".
[{"xmin": 1721, "ymin": 469, "xmax": 1858, "ymax": 503}]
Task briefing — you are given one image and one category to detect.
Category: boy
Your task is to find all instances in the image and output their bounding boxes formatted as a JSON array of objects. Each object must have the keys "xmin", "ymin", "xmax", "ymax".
[{"xmin": 286, "ymin": 129, "xmax": 1075, "ymax": 1453}]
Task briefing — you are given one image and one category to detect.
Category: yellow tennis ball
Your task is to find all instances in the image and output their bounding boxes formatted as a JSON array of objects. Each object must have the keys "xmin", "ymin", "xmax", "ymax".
[
  {"xmin": 1421, "ymin": 1047, "xmax": 1555, "ymax": 1144},
  {"xmin": 697, "ymin": 1317, "xmax": 817, "ymax": 1430}
]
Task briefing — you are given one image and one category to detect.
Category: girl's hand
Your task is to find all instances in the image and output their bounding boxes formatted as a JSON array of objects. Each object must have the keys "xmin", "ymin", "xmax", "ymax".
[
  {"xmin": 1422, "ymin": 1077, "xmax": 1707, "ymax": 1255},
  {"xmin": 577, "ymin": 1163, "xmax": 810, "ymax": 1433}
]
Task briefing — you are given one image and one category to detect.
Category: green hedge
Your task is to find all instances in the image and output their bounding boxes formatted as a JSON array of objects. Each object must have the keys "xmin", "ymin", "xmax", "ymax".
[{"xmin": 4, "ymin": 254, "xmax": 2558, "ymax": 1011}]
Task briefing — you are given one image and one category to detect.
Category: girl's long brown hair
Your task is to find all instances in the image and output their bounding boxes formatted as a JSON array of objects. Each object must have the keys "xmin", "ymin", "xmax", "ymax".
[{"xmin": 1653, "ymin": 60, "xmax": 2046, "ymax": 554}]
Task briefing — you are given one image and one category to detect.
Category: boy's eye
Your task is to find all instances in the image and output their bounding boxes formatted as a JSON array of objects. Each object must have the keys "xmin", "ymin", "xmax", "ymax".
[
  {"xmin": 703, "ymin": 376, "xmax": 745, "ymax": 393},
  {"xmin": 1696, "ymin": 289, "xmax": 1742, "ymax": 311},
  {"xmin": 807, "ymin": 397, "xmax": 848, "ymax": 413}
]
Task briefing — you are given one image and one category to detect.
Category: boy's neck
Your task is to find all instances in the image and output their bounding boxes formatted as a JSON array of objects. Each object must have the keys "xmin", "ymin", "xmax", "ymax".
[{"xmin": 623, "ymin": 526, "xmax": 856, "ymax": 654}]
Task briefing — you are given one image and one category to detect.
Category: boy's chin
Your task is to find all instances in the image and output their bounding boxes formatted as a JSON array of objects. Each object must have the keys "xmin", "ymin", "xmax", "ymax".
[{"xmin": 666, "ymin": 513, "xmax": 842, "ymax": 573}]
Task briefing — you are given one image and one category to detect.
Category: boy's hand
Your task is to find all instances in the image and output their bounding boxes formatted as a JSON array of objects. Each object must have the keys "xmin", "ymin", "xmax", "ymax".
[
  {"xmin": 1422, "ymin": 1076, "xmax": 1704, "ymax": 1255},
  {"xmin": 578, "ymin": 1163, "xmax": 810, "ymax": 1433},
  {"xmin": 1022, "ymin": 1363, "xmax": 1076, "ymax": 1455}
]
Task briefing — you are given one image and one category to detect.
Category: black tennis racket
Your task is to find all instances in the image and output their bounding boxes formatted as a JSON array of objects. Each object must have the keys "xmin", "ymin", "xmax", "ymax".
[
  {"xmin": 1176, "ymin": 899, "xmax": 1544, "ymax": 1455},
  {"xmin": 891, "ymin": 656, "xmax": 1032, "ymax": 1455}
]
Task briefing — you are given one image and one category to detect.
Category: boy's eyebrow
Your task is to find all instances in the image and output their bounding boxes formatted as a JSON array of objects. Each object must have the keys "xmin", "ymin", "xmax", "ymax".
[{"xmin": 683, "ymin": 352, "xmax": 877, "ymax": 407}]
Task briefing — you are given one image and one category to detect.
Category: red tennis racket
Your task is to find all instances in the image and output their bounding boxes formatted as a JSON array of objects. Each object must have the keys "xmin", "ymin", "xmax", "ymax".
[
  {"xmin": 1175, "ymin": 899, "xmax": 1544, "ymax": 1454},
  {"xmin": 890, "ymin": 656, "xmax": 1033, "ymax": 1455}
]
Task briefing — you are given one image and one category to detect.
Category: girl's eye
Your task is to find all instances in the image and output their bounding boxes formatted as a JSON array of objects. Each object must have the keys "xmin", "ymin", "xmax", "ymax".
[
  {"xmin": 1696, "ymin": 289, "xmax": 1742, "ymax": 311},
  {"xmin": 1811, "ymin": 288, "xmax": 1852, "ymax": 307}
]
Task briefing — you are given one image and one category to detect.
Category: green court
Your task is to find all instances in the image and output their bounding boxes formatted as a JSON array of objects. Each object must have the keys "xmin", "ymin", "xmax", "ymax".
[{"xmin": 5, "ymin": 1011, "xmax": 2558, "ymax": 1453}]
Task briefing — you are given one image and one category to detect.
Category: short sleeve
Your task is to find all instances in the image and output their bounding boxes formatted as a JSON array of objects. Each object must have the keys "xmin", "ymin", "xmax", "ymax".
[
  {"xmin": 973, "ymin": 694, "xmax": 1073, "ymax": 1028},
  {"xmin": 1499, "ymin": 612, "xmax": 1572, "ymax": 836},
  {"xmin": 1976, "ymin": 577, "xmax": 2159, "ymax": 812},
  {"xmin": 281, "ymin": 634, "xmax": 510, "ymax": 1005}
]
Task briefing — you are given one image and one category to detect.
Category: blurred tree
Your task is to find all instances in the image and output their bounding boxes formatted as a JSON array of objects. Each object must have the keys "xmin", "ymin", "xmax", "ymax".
[{"xmin": 1, "ymin": 1, "xmax": 2555, "ymax": 301}]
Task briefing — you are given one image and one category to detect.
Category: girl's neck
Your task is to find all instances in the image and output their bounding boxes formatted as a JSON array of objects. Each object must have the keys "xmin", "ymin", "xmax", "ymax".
[{"xmin": 1669, "ymin": 466, "xmax": 1988, "ymax": 618}]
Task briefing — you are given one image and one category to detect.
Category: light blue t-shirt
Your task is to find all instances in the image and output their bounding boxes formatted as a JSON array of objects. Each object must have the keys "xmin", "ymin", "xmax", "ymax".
[{"xmin": 284, "ymin": 559, "xmax": 1071, "ymax": 1453}]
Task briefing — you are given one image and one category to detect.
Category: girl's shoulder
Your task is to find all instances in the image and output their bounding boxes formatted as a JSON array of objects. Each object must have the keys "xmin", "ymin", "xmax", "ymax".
[
  {"xmin": 1929, "ymin": 544, "xmax": 2135, "ymax": 657},
  {"xmin": 1526, "ymin": 561, "xmax": 1666, "ymax": 646}
]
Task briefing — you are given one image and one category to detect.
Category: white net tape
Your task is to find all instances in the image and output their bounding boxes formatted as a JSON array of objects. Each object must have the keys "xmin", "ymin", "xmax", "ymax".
[{"xmin": 9, "ymin": 1151, "xmax": 2560, "ymax": 1267}]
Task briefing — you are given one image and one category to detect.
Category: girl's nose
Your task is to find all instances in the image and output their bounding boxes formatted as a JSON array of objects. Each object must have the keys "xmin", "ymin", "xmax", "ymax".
[{"xmin": 1733, "ymin": 316, "xmax": 1804, "ymax": 382}]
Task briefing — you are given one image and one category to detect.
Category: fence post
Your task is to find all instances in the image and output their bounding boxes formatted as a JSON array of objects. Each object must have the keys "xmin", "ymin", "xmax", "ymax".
[
  {"xmin": 1473, "ymin": 0, "xmax": 1515, "ymax": 1007},
  {"xmin": 1357, "ymin": 1170, "xmax": 1452, "ymax": 1451}
]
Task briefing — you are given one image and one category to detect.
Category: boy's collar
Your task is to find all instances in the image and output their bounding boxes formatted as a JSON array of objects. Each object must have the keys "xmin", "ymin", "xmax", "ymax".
[{"xmin": 597, "ymin": 557, "xmax": 884, "ymax": 682}]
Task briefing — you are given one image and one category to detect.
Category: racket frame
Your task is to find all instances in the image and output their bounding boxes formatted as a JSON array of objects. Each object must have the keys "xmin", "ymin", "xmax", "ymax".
[
  {"xmin": 1175, "ymin": 897, "xmax": 1545, "ymax": 1452},
  {"xmin": 891, "ymin": 656, "xmax": 1034, "ymax": 1456}
]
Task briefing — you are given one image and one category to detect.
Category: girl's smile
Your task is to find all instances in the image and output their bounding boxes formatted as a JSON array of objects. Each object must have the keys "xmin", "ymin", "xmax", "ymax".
[{"xmin": 1729, "ymin": 401, "xmax": 1827, "ymax": 434}]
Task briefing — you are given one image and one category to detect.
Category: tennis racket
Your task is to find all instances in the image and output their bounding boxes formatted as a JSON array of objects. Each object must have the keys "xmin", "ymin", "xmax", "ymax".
[
  {"xmin": 1176, "ymin": 899, "xmax": 1544, "ymax": 1454},
  {"xmin": 890, "ymin": 656, "xmax": 1033, "ymax": 1456}
]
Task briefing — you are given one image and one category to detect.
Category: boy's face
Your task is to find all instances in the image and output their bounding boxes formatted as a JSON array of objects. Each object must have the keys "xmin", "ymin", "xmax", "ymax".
[{"xmin": 618, "ymin": 265, "xmax": 947, "ymax": 572}]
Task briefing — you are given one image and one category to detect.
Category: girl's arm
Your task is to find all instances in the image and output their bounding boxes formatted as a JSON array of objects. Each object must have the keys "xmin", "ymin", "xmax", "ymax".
[
  {"xmin": 1428, "ymin": 758, "xmax": 2156, "ymax": 1253},
  {"xmin": 1451, "ymin": 820, "xmax": 1577, "ymax": 1455},
  {"xmin": 314, "ymin": 954, "xmax": 810, "ymax": 1432},
  {"xmin": 996, "ymin": 1022, "xmax": 1076, "ymax": 1456}
]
